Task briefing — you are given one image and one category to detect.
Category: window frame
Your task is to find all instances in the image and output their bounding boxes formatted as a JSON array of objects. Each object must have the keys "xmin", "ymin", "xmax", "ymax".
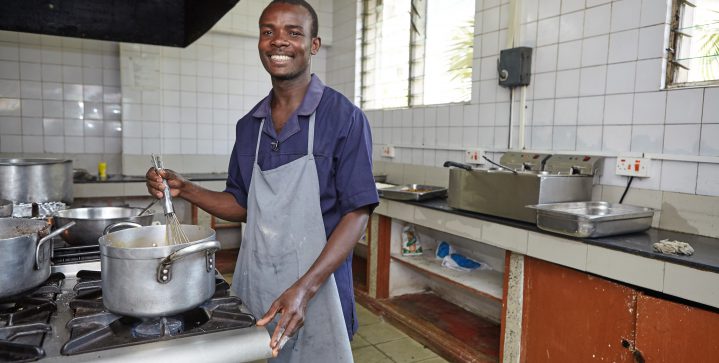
[{"xmin": 665, "ymin": 0, "xmax": 719, "ymax": 88}]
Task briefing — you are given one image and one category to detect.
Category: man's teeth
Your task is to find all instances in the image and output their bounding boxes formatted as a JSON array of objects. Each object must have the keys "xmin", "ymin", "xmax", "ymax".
[{"xmin": 271, "ymin": 55, "xmax": 291, "ymax": 61}]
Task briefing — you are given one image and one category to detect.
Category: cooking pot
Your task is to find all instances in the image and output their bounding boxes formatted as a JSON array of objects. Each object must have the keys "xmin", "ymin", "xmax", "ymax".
[
  {"xmin": 54, "ymin": 207, "xmax": 155, "ymax": 246},
  {"xmin": 0, "ymin": 219, "xmax": 75, "ymax": 299},
  {"xmin": 0, "ymin": 158, "xmax": 73, "ymax": 204},
  {"xmin": 99, "ymin": 222, "xmax": 221, "ymax": 317}
]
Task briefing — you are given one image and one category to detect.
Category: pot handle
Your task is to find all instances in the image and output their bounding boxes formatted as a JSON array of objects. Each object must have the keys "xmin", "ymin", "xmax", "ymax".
[
  {"xmin": 35, "ymin": 221, "xmax": 76, "ymax": 270},
  {"xmin": 103, "ymin": 221, "xmax": 142, "ymax": 235},
  {"xmin": 443, "ymin": 161, "xmax": 473, "ymax": 171},
  {"xmin": 157, "ymin": 240, "xmax": 221, "ymax": 284}
]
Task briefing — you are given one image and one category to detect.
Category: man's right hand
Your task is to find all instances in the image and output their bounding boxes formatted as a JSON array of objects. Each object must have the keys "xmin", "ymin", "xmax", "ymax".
[{"xmin": 145, "ymin": 167, "xmax": 188, "ymax": 199}]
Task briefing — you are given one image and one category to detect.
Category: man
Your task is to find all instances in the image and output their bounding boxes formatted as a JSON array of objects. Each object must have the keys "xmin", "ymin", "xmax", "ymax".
[{"xmin": 145, "ymin": 0, "xmax": 378, "ymax": 361}]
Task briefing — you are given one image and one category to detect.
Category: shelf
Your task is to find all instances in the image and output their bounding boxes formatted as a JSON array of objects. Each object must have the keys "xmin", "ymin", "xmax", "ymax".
[{"xmin": 391, "ymin": 252, "xmax": 503, "ymax": 302}]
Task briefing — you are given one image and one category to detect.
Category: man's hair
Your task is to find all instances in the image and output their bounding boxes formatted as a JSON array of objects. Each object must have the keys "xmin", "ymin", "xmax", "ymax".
[{"xmin": 266, "ymin": 0, "xmax": 319, "ymax": 38}]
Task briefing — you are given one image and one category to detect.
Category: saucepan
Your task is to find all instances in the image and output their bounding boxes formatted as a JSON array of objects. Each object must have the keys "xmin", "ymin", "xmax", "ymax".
[
  {"xmin": 99, "ymin": 222, "xmax": 221, "ymax": 317},
  {"xmin": 53, "ymin": 207, "xmax": 155, "ymax": 246},
  {"xmin": 0, "ymin": 219, "xmax": 75, "ymax": 299}
]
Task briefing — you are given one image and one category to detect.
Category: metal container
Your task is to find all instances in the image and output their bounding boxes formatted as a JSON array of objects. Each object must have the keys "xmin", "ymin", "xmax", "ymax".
[
  {"xmin": 54, "ymin": 207, "xmax": 155, "ymax": 246},
  {"xmin": 0, "ymin": 219, "xmax": 74, "ymax": 299},
  {"xmin": 380, "ymin": 184, "xmax": 447, "ymax": 201},
  {"xmin": 528, "ymin": 201, "xmax": 655, "ymax": 238},
  {"xmin": 99, "ymin": 223, "xmax": 221, "ymax": 317},
  {"xmin": 0, "ymin": 158, "xmax": 73, "ymax": 204},
  {"xmin": 445, "ymin": 153, "xmax": 603, "ymax": 223}
]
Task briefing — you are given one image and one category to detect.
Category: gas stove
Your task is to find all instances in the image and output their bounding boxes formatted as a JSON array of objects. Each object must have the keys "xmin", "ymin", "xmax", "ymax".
[{"xmin": 0, "ymin": 245, "xmax": 271, "ymax": 363}]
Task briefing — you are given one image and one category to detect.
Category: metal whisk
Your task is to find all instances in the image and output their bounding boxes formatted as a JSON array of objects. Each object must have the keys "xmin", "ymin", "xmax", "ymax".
[{"xmin": 151, "ymin": 154, "xmax": 190, "ymax": 245}]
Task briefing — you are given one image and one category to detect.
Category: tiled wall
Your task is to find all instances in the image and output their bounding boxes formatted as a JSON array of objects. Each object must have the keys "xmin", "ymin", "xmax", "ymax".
[{"xmin": 360, "ymin": 0, "xmax": 719, "ymax": 200}]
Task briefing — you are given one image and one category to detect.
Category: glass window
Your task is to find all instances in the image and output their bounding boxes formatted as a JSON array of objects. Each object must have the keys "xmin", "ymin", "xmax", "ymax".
[
  {"xmin": 360, "ymin": 0, "xmax": 475, "ymax": 109},
  {"xmin": 667, "ymin": 0, "xmax": 719, "ymax": 86}
]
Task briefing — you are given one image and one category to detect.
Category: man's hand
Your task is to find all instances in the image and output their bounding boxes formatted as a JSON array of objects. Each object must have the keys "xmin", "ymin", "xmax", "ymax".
[
  {"xmin": 256, "ymin": 282, "xmax": 314, "ymax": 357},
  {"xmin": 145, "ymin": 167, "xmax": 188, "ymax": 199}
]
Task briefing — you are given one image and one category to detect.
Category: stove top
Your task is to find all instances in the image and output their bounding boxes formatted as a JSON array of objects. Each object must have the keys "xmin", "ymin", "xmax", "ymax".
[{"xmin": 1, "ymin": 257, "xmax": 271, "ymax": 363}]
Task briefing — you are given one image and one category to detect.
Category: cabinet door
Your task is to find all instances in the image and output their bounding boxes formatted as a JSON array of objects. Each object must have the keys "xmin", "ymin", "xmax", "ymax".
[
  {"xmin": 635, "ymin": 293, "xmax": 719, "ymax": 362},
  {"xmin": 521, "ymin": 258, "xmax": 636, "ymax": 363}
]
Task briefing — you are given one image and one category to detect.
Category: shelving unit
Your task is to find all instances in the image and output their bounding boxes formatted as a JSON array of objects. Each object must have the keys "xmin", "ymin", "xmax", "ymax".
[{"xmin": 390, "ymin": 252, "xmax": 503, "ymax": 302}]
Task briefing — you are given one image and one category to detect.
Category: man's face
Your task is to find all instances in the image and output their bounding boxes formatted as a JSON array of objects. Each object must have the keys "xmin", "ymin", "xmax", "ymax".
[{"xmin": 258, "ymin": 3, "xmax": 319, "ymax": 81}]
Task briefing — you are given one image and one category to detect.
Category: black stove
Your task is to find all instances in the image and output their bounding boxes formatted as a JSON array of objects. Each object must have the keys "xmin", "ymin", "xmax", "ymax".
[
  {"xmin": 60, "ymin": 270, "xmax": 256, "ymax": 356},
  {"xmin": 0, "ymin": 273, "xmax": 64, "ymax": 362}
]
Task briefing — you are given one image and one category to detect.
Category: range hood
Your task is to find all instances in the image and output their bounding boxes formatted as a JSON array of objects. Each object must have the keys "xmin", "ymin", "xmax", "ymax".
[{"xmin": 0, "ymin": 0, "xmax": 240, "ymax": 47}]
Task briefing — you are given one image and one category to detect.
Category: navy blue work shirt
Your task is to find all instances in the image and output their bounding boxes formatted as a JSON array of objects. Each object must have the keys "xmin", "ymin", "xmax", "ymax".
[{"xmin": 224, "ymin": 74, "xmax": 379, "ymax": 339}]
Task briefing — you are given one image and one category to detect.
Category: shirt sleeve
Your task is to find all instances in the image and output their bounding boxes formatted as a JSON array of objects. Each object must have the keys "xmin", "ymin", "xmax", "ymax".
[
  {"xmin": 334, "ymin": 108, "xmax": 379, "ymax": 216},
  {"xmin": 224, "ymin": 142, "xmax": 248, "ymax": 209}
]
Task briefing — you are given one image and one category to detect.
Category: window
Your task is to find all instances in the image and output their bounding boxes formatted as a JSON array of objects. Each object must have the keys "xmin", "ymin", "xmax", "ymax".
[
  {"xmin": 667, "ymin": 0, "xmax": 719, "ymax": 86},
  {"xmin": 360, "ymin": 0, "xmax": 475, "ymax": 109}
]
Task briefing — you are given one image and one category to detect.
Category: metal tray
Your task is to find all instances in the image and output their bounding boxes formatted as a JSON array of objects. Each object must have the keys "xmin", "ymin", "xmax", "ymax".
[
  {"xmin": 527, "ymin": 201, "xmax": 655, "ymax": 238},
  {"xmin": 380, "ymin": 184, "xmax": 447, "ymax": 201}
]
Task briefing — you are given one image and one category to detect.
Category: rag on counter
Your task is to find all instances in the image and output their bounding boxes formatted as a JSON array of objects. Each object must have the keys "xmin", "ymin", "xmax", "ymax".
[{"xmin": 435, "ymin": 241, "xmax": 488, "ymax": 272}]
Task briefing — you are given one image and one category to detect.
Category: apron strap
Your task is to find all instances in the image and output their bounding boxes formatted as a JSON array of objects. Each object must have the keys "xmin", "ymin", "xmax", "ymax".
[
  {"xmin": 307, "ymin": 112, "xmax": 316, "ymax": 159},
  {"xmin": 254, "ymin": 119, "xmax": 264, "ymax": 166}
]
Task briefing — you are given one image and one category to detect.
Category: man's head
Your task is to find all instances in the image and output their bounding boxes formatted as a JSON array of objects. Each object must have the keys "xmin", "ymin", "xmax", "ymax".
[{"xmin": 258, "ymin": 0, "xmax": 321, "ymax": 82}]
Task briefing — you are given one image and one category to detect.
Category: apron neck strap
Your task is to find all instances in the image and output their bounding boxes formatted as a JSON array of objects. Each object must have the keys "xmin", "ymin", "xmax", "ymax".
[{"xmin": 254, "ymin": 112, "xmax": 317, "ymax": 163}]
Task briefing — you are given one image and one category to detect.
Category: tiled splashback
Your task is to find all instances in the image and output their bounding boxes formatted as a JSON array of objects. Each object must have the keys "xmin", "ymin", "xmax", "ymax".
[{"xmin": 363, "ymin": 0, "xmax": 719, "ymax": 199}]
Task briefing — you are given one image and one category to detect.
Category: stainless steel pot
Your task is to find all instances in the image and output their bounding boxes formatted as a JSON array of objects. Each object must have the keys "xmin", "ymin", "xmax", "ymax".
[
  {"xmin": 0, "ymin": 158, "xmax": 73, "ymax": 204},
  {"xmin": 0, "ymin": 219, "xmax": 75, "ymax": 299},
  {"xmin": 99, "ymin": 223, "xmax": 221, "ymax": 317},
  {"xmin": 54, "ymin": 207, "xmax": 155, "ymax": 246}
]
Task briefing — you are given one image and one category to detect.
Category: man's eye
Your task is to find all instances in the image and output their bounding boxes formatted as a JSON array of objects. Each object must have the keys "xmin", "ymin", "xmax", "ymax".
[
  {"xmin": 290, "ymin": 32, "xmax": 302, "ymax": 37},
  {"xmin": 262, "ymin": 31, "xmax": 272, "ymax": 36}
]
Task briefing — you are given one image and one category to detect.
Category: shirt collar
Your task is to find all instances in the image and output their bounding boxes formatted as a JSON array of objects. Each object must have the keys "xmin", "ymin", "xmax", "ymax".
[{"xmin": 251, "ymin": 74, "xmax": 325, "ymax": 141}]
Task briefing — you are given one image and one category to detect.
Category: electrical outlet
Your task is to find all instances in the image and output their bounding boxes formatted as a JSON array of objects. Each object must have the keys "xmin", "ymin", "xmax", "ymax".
[
  {"xmin": 465, "ymin": 148, "xmax": 486, "ymax": 164},
  {"xmin": 616, "ymin": 156, "xmax": 651, "ymax": 177},
  {"xmin": 381, "ymin": 145, "xmax": 396, "ymax": 158}
]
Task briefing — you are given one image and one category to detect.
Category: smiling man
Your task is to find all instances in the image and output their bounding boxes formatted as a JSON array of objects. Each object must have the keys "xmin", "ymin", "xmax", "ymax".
[{"xmin": 145, "ymin": 0, "xmax": 378, "ymax": 361}]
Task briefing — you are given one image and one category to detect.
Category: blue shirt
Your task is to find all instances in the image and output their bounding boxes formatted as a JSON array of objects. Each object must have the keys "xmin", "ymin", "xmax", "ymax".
[{"xmin": 225, "ymin": 74, "xmax": 379, "ymax": 339}]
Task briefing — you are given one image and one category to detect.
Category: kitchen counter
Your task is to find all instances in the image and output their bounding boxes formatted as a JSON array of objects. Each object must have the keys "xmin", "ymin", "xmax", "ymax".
[
  {"xmin": 74, "ymin": 173, "xmax": 228, "ymax": 183},
  {"xmin": 376, "ymin": 196, "xmax": 719, "ymax": 309},
  {"xmin": 73, "ymin": 173, "xmax": 228, "ymax": 198}
]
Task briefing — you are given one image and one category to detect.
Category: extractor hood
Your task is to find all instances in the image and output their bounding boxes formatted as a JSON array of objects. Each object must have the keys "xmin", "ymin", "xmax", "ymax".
[{"xmin": 0, "ymin": 0, "xmax": 240, "ymax": 47}]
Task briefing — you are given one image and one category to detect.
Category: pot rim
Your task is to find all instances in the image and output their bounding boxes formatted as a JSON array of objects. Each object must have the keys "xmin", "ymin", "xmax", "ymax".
[
  {"xmin": 99, "ymin": 224, "xmax": 216, "ymax": 259},
  {"xmin": 54, "ymin": 207, "xmax": 155, "ymax": 220},
  {"xmin": 0, "ymin": 158, "xmax": 72, "ymax": 166},
  {"xmin": 0, "ymin": 219, "xmax": 50, "ymax": 241}
]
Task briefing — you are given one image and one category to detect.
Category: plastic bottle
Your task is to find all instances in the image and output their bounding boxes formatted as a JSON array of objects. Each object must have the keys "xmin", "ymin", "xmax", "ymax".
[{"xmin": 98, "ymin": 162, "xmax": 107, "ymax": 181}]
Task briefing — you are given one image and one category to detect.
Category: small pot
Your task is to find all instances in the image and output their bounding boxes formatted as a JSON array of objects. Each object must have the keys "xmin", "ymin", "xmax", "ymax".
[
  {"xmin": 99, "ymin": 223, "xmax": 220, "ymax": 317},
  {"xmin": 53, "ymin": 207, "xmax": 155, "ymax": 246},
  {"xmin": 0, "ymin": 219, "xmax": 75, "ymax": 299}
]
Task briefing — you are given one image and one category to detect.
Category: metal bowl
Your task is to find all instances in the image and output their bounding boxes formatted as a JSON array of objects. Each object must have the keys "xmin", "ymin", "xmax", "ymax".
[{"xmin": 54, "ymin": 207, "xmax": 155, "ymax": 246}]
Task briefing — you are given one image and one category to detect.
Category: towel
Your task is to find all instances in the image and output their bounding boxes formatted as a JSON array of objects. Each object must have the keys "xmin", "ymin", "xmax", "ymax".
[
  {"xmin": 652, "ymin": 239, "xmax": 695, "ymax": 256},
  {"xmin": 435, "ymin": 241, "xmax": 489, "ymax": 272}
]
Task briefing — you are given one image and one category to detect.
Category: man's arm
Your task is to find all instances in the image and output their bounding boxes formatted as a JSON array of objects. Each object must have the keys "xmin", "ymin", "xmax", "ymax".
[
  {"xmin": 146, "ymin": 168, "xmax": 247, "ymax": 222},
  {"xmin": 256, "ymin": 206, "xmax": 370, "ymax": 355}
]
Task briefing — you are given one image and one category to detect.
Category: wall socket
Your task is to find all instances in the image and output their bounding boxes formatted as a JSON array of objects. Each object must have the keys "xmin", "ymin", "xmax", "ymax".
[
  {"xmin": 616, "ymin": 156, "xmax": 651, "ymax": 177},
  {"xmin": 465, "ymin": 149, "xmax": 486, "ymax": 164},
  {"xmin": 381, "ymin": 145, "xmax": 396, "ymax": 158}
]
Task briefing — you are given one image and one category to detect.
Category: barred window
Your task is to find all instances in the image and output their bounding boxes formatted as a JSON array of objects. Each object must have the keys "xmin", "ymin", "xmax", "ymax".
[
  {"xmin": 360, "ymin": 0, "xmax": 475, "ymax": 109},
  {"xmin": 667, "ymin": 0, "xmax": 719, "ymax": 86}
]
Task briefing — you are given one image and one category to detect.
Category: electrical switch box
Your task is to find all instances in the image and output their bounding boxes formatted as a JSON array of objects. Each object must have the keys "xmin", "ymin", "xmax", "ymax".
[
  {"xmin": 498, "ymin": 47, "xmax": 532, "ymax": 88},
  {"xmin": 381, "ymin": 145, "xmax": 395, "ymax": 158},
  {"xmin": 465, "ymin": 149, "xmax": 486, "ymax": 164},
  {"xmin": 616, "ymin": 157, "xmax": 651, "ymax": 177}
]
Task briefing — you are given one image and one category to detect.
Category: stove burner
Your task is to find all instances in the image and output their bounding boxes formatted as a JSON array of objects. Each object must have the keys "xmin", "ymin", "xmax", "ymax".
[
  {"xmin": 61, "ymin": 270, "xmax": 256, "ymax": 356},
  {"xmin": 133, "ymin": 317, "xmax": 183, "ymax": 338}
]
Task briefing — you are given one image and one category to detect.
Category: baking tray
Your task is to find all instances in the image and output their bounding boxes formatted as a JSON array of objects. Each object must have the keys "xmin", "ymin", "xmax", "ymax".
[
  {"xmin": 380, "ymin": 184, "xmax": 447, "ymax": 201},
  {"xmin": 526, "ymin": 201, "xmax": 655, "ymax": 238}
]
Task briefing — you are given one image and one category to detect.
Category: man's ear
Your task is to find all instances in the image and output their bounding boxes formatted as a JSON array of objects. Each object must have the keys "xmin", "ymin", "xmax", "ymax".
[{"xmin": 311, "ymin": 37, "xmax": 321, "ymax": 55}]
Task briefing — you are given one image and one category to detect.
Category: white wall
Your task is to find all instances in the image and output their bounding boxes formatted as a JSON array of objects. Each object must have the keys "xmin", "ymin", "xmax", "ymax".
[{"xmin": 354, "ymin": 0, "xmax": 719, "ymax": 199}]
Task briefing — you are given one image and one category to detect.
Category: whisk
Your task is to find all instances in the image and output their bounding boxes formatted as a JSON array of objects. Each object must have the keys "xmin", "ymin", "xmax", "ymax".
[{"xmin": 151, "ymin": 154, "xmax": 190, "ymax": 245}]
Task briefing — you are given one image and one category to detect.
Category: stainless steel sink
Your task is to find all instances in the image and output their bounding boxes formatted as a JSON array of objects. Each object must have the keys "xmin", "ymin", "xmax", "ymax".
[{"xmin": 527, "ymin": 201, "xmax": 656, "ymax": 238}]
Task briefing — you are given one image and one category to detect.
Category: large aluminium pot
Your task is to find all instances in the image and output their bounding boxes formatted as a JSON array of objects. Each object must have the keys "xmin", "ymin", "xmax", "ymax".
[
  {"xmin": 54, "ymin": 207, "xmax": 155, "ymax": 246},
  {"xmin": 98, "ymin": 223, "xmax": 221, "ymax": 317},
  {"xmin": 0, "ymin": 158, "xmax": 73, "ymax": 204},
  {"xmin": 0, "ymin": 219, "xmax": 75, "ymax": 299}
]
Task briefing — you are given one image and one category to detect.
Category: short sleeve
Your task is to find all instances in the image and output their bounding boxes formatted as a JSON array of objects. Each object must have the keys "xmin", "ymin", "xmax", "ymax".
[
  {"xmin": 224, "ymin": 142, "xmax": 248, "ymax": 209},
  {"xmin": 334, "ymin": 108, "xmax": 379, "ymax": 216}
]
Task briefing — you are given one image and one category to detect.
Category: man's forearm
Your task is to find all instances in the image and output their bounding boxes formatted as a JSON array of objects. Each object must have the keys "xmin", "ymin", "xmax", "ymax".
[
  {"xmin": 180, "ymin": 183, "xmax": 247, "ymax": 222},
  {"xmin": 297, "ymin": 207, "xmax": 370, "ymax": 295}
]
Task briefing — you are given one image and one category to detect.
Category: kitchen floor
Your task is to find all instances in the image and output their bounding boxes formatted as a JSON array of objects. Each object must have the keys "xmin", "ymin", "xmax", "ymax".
[{"xmin": 222, "ymin": 273, "xmax": 447, "ymax": 363}]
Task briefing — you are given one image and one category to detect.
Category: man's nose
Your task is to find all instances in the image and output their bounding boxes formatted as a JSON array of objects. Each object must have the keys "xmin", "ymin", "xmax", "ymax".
[{"xmin": 271, "ymin": 35, "xmax": 289, "ymax": 47}]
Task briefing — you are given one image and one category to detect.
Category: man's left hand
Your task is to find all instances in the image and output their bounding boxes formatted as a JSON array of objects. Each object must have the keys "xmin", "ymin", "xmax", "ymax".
[{"xmin": 256, "ymin": 282, "xmax": 313, "ymax": 357}]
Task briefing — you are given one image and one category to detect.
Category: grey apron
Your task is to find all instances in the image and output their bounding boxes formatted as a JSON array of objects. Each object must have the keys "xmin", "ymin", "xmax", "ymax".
[{"xmin": 232, "ymin": 113, "xmax": 353, "ymax": 363}]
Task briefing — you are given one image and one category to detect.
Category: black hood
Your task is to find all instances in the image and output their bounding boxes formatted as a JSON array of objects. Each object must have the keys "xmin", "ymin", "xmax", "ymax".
[{"xmin": 0, "ymin": 0, "xmax": 240, "ymax": 47}]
